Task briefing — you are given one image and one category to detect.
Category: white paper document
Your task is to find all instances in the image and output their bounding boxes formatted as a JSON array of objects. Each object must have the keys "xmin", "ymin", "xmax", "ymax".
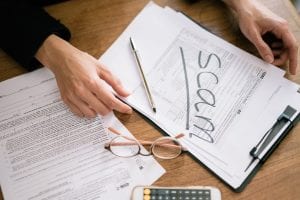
[
  {"xmin": 100, "ymin": 2, "xmax": 300, "ymax": 190},
  {"xmin": 0, "ymin": 68, "xmax": 165, "ymax": 200}
]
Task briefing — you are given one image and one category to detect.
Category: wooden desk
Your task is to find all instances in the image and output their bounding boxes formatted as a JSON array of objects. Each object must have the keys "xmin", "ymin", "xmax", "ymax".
[{"xmin": 1, "ymin": 0, "xmax": 300, "ymax": 199}]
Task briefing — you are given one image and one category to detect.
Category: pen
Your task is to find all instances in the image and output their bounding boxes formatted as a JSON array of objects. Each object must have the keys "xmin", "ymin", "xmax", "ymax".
[{"xmin": 129, "ymin": 37, "xmax": 156, "ymax": 113}]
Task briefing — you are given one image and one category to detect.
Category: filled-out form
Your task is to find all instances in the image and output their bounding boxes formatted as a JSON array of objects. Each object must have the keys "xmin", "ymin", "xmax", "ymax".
[{"xmin": 0, "ymin": 68, "xmax": 165, "ymax": 200}]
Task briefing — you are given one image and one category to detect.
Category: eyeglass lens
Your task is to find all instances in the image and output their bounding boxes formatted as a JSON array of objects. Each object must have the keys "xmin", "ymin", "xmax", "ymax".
[
  {"xmin": 110, "ymin": 136, "xmax": 140, "ymax": 157},
  {"xmin": 152, "ymin": 137, "xmax": 182, "ymax": 159}
]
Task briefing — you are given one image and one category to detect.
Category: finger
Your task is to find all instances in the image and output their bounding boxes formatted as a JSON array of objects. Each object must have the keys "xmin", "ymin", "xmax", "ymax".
[
  {"xmin": 247, "ymin": 28, "xmax": 274, "ymax": 63},
  {"xmin": 59, "ymin": 91, "xmax": 84, "ymax": 117},
  {"xmin": 272, "ymin": 51, "xmax": 288, "ymax": 66},
  {"xmin": 78, "ymin": 89, "xmax": 112, "ymax": 116},
  {"xmin": 68, "ymin": 94, "xmax": 97, "ymax": 118},
  {"xmin": 91, "ymin": 78, "xmax": 132, "ymax": 114},
  {"xmin": 66, "ymin": 100, "xmax": 84, "ymax": 117},
  {"xmin": 97, "ymin": 63, "xmax": 131, "ymax": 97},
  {"xmin": 282, "ymin": 31, "xmax": 298, "ymax": 74}
]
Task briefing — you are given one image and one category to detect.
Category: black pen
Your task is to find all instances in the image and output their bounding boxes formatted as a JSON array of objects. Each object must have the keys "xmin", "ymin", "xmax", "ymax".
[{"xmin": 129, "ymin": 37, "xmax": 156, "ymax": 113}]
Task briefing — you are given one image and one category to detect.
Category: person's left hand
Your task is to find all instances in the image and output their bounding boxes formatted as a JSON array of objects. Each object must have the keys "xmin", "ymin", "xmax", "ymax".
[{"xmin": 35, "ymin": 34, "xmax": 132, "ymax": 118}]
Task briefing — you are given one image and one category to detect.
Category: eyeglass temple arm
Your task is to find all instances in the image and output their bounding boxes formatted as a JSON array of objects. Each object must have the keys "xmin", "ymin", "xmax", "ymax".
[
  {"xmin": 108, "ymin": 127, "xmax": 137, "ymax": 141},
  {"xmin": 107, "ymin": 127, "xmax": 185, "ymax": 147},
  {"xmin": 109, "ymin": 142, "xmax": 182, "ymax": 149}
]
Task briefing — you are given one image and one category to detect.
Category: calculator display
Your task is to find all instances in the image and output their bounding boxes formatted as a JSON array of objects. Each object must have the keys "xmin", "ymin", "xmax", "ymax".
[{"xmin": 142, "ymin": 188, "xmax": 211, "ymax": 200}]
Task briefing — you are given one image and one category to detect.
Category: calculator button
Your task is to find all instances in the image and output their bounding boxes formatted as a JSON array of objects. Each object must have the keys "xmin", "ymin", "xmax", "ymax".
[
  {"xmin": 144, "ymin": 194, "xmax": 150, "ymax": 200},
  {"xmin": 144, "ymin": 189, "xmax": 151, "ymax": 195}
]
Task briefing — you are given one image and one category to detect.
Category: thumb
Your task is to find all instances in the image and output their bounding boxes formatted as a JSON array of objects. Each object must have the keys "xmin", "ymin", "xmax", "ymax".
[{"xmin": 247, "ymin": 29, "xmax": 274, "ymax": 63}]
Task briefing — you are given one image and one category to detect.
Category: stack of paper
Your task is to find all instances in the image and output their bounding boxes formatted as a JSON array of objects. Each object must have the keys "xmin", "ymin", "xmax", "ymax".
[
  {"xmin": 100, "ymin": 2, "xmax": 300, "ymax": 190},
  {"xmin": 0, "ymin": 68, "xmax": 165, "ymax": 200}
]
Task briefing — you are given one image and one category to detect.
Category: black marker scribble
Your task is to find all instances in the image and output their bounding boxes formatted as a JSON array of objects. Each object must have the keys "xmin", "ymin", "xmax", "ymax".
[
  {"xmin": 190, "ymin": 132, "xmax": 214, "ymax": 143},
  {"xmin": 194, "ymin": 89, "xmax": 216, "ymax": 112},
  {"xmin": 198, "ymin": 51, "xmax": 221, "ymax": 69},
  {"xmin": 194, "ymin": 71, "xmax": 219, "ymax": 111},
  {"xmin": 180, "ymin": 47, "xmax": 190, "ymax": 130},
  {"xmin": 180, "ymin": 47, "xmax": 221, "ymax": 144},
  {"xmin": 197, "ymin": 72, "xmax": 219, "ymax": 88},
  {"xmin": 190, "ymin": 115, "xmax": 215, "ymax": 143}
]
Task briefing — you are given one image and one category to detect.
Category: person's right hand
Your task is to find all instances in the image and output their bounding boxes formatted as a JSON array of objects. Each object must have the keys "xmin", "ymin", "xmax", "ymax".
[
  {"xmin": 35, "ymin": 34, "xmax": 132, "ymax": 118},
  {"xmin": 224, "ymin": 0, "xmax": 298, "ymax": 75}
]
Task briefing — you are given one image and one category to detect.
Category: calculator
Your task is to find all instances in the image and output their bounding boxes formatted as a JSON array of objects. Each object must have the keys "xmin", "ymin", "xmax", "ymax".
[{"xmin": 131, "ymin": 186, "xmax": 221, "ymax": 200}]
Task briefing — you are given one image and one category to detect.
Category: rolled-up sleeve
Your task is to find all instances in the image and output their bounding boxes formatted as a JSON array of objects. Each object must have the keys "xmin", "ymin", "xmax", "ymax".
[{"xmin": 0, "ymin": 0, "xmax": 71, "ymax": 71}]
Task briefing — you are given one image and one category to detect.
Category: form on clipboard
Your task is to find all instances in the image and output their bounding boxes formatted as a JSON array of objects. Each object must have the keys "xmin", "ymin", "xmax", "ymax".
[{"xmin": 100, "ymin": 2, "xmax": 300, "ymax": 191}]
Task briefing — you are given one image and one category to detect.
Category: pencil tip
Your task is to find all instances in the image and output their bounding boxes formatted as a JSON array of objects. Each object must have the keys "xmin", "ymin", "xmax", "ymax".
[{"xmin": 153, "ymin": 107, "xmax": 156, "ymax": 113}]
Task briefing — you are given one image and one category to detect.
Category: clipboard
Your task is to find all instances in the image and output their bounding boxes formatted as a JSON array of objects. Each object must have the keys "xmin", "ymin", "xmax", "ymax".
[{"xmin": 100, "ymin": 2, "xmax": 300, "ymax": 192}]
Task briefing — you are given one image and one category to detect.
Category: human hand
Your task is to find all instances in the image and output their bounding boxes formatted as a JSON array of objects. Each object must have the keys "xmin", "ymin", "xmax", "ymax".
[
  {"xmin": 224, "ymin": 0, "xmax": 298, "ymax": 74},
  {"xmin": 35, "ymin": 34, "xmax": 132, "ymax": 118}
]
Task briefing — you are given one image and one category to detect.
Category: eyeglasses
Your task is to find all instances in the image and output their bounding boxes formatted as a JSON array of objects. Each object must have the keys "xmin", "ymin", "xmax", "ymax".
[{"xmin": 104, "ymin": 127, "xmax": 187, "ymax": 159}]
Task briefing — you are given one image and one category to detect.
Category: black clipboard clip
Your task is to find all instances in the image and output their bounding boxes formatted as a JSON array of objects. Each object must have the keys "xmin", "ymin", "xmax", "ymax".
[{"xmin": 244, "ymin": 105, "xmax": 300, "ymax": 172}]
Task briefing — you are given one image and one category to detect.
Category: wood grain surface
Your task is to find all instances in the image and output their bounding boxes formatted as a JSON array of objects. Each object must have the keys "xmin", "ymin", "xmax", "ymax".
[{"xmin": 0, "ymin": 0, "xmax": 299, "ymax": 199}]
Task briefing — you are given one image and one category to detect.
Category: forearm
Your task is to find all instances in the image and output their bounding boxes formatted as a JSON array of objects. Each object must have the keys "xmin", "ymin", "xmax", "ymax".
[{"xmin": 0, "ymin": 0, "xmax": 71, "ymax": 71}]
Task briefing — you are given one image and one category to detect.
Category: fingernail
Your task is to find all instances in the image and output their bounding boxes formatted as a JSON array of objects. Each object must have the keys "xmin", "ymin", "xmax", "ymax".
[
  {"xmin": 265, "ymin": 55, "xmax": 274, "ymax": 63},
  {"xmin": 124, "ymin": 89, "xmax": 131, "ymax": 96},
  {"xmin": 124, "ymin": 86, "xmax": 132, "ymax": 95},
  {"xmin": 116, "ymin": 85, "xmax": 131, "ymax": 96}
]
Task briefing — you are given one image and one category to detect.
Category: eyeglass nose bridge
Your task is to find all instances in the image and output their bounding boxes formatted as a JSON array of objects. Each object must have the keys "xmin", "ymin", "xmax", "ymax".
[
  {"xmin": 138, "ymin": 149, "xmax": 152, "ymax": 156},
  {"xmin": 139, "ymin": 140, "xmax": 166, "ymax": 157}
]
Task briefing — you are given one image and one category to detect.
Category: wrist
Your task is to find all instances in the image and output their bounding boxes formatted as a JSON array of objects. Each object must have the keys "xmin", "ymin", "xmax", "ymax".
[
  {"xmin": 223, "ymin": 0, "xmax": 255, "ymax": 14},
  {"xmin": 35, "ymin": 34, "xmax": 77, "ymax": 73}
]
